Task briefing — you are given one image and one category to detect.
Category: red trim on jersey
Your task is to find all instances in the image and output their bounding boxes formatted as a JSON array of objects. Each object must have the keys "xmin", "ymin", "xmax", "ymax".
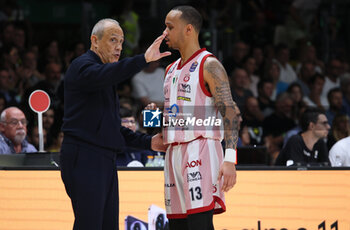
[
  {"xmin": 177, "ymin": 48, "xmax": 207, "ymax": 69},
  {"xmin": 164, "ymin": 61, "xmax": 177, "ymax": 79},
  {"xmin": 166, "ymin": 196, "xmax": 226, "ymax": 219},
  {"xmin": 199, "ymin": 54, "xmax": 213, "ymax": 97}
]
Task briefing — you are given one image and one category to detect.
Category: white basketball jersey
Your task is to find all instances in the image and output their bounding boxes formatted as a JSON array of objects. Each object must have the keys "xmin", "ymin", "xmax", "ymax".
[{"xmin": 163, "ymin": 48, "xmax": 223, "ymax": 144}]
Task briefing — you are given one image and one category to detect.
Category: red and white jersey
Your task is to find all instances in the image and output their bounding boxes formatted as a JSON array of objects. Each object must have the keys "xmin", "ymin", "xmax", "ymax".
[{"xmin": 163, "ymin": 48, "xmax": 223, "ymax": 144}]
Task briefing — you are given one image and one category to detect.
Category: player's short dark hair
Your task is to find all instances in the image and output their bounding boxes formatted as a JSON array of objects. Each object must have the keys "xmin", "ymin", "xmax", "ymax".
[
  {"xmin": 300, "ymin": 108, "xmax": 325, "ymax": 132},
  {"xmin": 172, "ymin": 5, "xmax": 202, "ymax": 33}
]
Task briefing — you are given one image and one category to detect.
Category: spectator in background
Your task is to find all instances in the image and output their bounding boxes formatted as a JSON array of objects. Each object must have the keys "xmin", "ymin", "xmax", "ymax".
[
  {"xmin": 223, "ymin": 41, "xmax": 248, "ymax": 75},
  {"xmin": 0, "ymin": 107, "xmax": 36, "ymax": 154},
  {"xmin": 242, "ymin": 56, "xmax": 259, "ymax": 97},
  {"xmin": 132, "ymin": 54, "xmax": 165, "ymax": 107},
  {"xmin": 273, "ymin": 43, "xmax": 297, "ymax": 84},
  {"xmin": 257, "ymin": 79, "xmax": 275, "ymax": 117},
  {"xmin": 0, "ymin": 68, "xmax": 20, "ymax": 106},
  {"xmin": 329, "ymin": 136, "xmax": 350, "ymax": 167},
  {"xmin": 303, "ymin": 73, "xmax": 327, "ymax": 110},
  {"xmin": 0, "ymin": 45, "xmax": 20, "ymax": 88},
  {"xmin": 117, "ymin": 107, "xmax": 154, "ymax": 167},
  {"xmin": 327, "ymin": 114, "xmax": 350, "ymax": 150},
  {"xmin": 295, "ymin": 61, "xmax": 316, "ymax": 97},
  {"xmin": 13, "ymin": 26, "xmax": 26, "ymax": 52},
  {"xmin": 251, "ymin": 46, "xmax": 265, "ymax": 77},
  {"xmin": 287, "ymin": 82, "xmax": 307, "ymax": 124},
  {"xmin": 321, "ymin": 59, "xmax": 342, "ymax": 108},
  {"xmin": 17, "ymin": 50, "xmax": 44, "ymax": 89},
  {"xmin": 264, "ymin": 61, "xmax": 288, "ymax": 100},
  {"xmin": 242, "ymin": 96, "xmax": 265, "ymax": 146},
  {"xmin": 229, "ymin": 68, "xmax": 253, "ymax": 111},
  {"xmin": 341, "ymin": 76, "xmax": 350, "ymax": 117},
  {"xmin": 275, "ymin": 108, "xmax": 330, "ymax": 166},
  {"xmin": 325, "ymin": 88, "xmax": 346, "ymax": 125},
  {"xmin": 0, "ymin": 22, "xmax": 15, "ymax": 48},
  {"xmin": 24, "ymin": 62, "xmax": 62, "ymax": 109},
  {"xmin": 39, "ymin": 40, "xmax": 62, "ymax": 72},
  {"xmin": 0, "ymin": 94, "xmax": 7, "ymax": 114},
  {"xmin": 295, "ymin": 43, "xmax": 324, "ymax": 74},
  {"xmin": 263, "ymin": 92, "xmax": 296, "ymax": 164},
  {"xmin": 27, "ymin": 125, "xmax": 47, "ymax": 151}
]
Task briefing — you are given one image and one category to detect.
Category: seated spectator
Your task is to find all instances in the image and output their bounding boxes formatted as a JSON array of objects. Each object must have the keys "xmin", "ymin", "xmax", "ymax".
[
  {"xmin": 132, "ymin": 59, "xmax": 165, "ymax": 108},
  {"xmin": 321, "ymin": 58, "xmax": 342, "ymax": 108},
  {"xmin": 257, "ymin": 79, "xmax": 275, "ymax": 117},
  {"xmin": 273, "ymin": 43, "xmax": 297, "ymax": 84},
  {"xmin": 242, "ymin": 56, "xmax": 260, "ymax": 97},
  {"xmin": 0, "ymin": 107, "xmax": 36, "ymax": 154},
  {"xmin": 327, "ymin": 114, "xmax": 350, "ymax": 150},
  {"xmin": 303, "ymin": 73, "xmax": 327, "ymax": 110},
  {"xmin": 275, "ymin": 108, "xmax": 330, "ymax": 166},
  {"xmin": 0, "ymin": 67, "xmax": 20, "ymax": 106},
  {"xmin": 242, "ymin": 96, "xmax": 264, "ymax": 146},
  {"xmin": 263, "ymin": 92, "xmax": 296, "ymax": 164},
  {"xmin": 223, "ymin": 41, "xmax": 248, "ymax": 76},
  {"xmin": 287, "ymin": 82, "xmax": 307, "ymax": 124},
  {"xmin": 27, "ymin": 125, "xmax": 47, "ymax": 151},
  {"xmin": 329, "ymin": 136, "xmax": 350, "ymax": 167},
  {"xmin": 264, "ymin": 61, "xmax": 289, "ymax": 100},
  {"xmin": 325, "ymin": 88, "xmax": 346, "ymax": 125},
  {"xmin": 295, "ymin": 61, "xmax": 316, "ymax": 97},
  {"xmin": 117, "ymin": 107, "xmax": 154, "ymax": 167},
  {"xmin": 229, "ymin": 68, "xmax": 253, "ymax": 111}
]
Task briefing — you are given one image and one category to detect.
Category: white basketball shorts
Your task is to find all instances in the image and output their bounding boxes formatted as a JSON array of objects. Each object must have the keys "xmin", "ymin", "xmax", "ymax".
[{"xmin": 164, "ymin": 137, "xmax": 226, "ymax": 219}]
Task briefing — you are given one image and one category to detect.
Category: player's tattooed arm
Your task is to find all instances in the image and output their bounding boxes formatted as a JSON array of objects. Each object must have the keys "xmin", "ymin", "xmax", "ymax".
[{"xmin": 203, "ymin": 57, "xmax": 239, "ymax": 150}]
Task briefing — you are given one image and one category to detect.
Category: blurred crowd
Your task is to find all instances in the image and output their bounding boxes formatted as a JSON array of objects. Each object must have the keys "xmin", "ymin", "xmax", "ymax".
[{"xmin": 0, "ymin": 0, "xmax": 349, "ymax": 166}]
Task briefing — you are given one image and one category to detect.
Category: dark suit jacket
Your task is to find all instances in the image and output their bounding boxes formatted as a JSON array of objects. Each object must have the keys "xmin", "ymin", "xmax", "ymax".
[{"xmin": 62, "ymin": 50, "xmax": 151, "ymax": 154}]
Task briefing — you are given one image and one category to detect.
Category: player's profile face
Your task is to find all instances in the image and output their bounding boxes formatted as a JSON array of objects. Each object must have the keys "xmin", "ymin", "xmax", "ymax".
[
  {"xmin": 97, "ymin": 23, "xmax": 124, "ymax": 63},
  {"xmin": 164, "ymin": 10, "xmax": 186, "ymax": 50}
]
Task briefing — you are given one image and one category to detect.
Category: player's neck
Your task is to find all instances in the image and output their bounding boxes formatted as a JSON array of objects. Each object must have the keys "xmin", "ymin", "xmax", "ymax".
[{"xmin": 179, "ymin": 41, "xmax": 201, "ymax": 65}]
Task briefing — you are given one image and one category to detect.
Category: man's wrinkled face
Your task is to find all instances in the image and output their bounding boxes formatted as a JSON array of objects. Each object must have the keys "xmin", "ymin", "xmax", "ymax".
[
  {"xmin": 0, "ymin": 109, "xmax": 27, "ymax": 145},
  {"xmin": 94, "ymin": 23, "xmax": 124, "ymax": 63}
]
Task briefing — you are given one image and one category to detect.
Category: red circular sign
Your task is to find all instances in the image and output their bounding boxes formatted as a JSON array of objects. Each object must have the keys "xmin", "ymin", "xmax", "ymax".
[{"xmin": 28, "ymin": 90, "xmax": 51, "ymax": 113}]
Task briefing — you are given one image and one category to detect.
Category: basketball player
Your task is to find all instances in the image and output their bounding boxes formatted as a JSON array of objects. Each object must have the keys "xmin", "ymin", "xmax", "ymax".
[{"xmin": 161, "ymin": 5, "xmax": 238, "ymax": 230}]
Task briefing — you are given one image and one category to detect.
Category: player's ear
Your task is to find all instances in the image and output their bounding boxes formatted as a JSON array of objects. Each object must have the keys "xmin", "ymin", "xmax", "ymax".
[{"xmin": 91, "ymin": 35, "xmax": 99, "ymax": 49}]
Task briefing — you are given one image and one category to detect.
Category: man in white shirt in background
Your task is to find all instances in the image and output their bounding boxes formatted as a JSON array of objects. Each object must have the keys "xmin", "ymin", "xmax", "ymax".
[{"xmin": 329, "ymin": 136, "xmax": 350, "ymax": 167}]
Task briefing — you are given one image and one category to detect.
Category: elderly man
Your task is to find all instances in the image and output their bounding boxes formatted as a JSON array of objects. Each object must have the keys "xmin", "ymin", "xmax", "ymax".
[
  {"xmin": 0, "ymin": 107, "xmax": 37, "ymax": 154},
  {"xmin": 60, "ymin": 18, "xmax": 170, "ymax": 230}
]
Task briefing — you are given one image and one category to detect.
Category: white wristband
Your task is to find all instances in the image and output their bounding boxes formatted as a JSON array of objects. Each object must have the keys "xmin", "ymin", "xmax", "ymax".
[{"xmin": 224, "ymin": 148, "xmax": 237, "ymax": 164}]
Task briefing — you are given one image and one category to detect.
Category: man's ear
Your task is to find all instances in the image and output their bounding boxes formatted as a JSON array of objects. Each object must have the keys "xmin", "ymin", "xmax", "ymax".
[
  {"xmin": 185, "ymin": 24, "xmax": 193, "ymax": 34},
  {"xmin": 91, "ymin": 35, "xmax": 99, "ymax": 49},
  {"xmin": 0, "ymin": 123, "xmax": 5, "ymax": 132}
]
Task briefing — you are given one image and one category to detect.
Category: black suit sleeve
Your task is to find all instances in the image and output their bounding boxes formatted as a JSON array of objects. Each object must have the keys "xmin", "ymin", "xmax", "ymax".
[
  {"xmin": 73, "ymin": 54, "xmax": 147, "ymax": 92},
  {"xmin": 120, "ymin": 126, "xmax": 152, "ymax": 150}
]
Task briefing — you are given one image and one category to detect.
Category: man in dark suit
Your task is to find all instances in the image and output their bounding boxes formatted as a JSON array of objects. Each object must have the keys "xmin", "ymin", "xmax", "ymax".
[{"xmin": 60, "ymin": 18, "xmax": 170, "ymax": 230}]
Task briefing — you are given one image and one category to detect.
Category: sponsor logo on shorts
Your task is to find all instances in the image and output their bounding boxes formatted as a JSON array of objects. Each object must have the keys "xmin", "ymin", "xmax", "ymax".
[
  {"xmin": 213, "ymin": 184, "xmax": 217, "ymax": 193},
  {"xmin": 187, "ymin": 171, "xmax": 202, "ymax": 182},
  {"xmin": 165, "ymin": 199, "xmax": 171, "ymax": 206},
  {"xmin": 165, "ymin": 183, "xmax": 175, "ymax": 188},
  {"xmin": 186, "ymin": 160, "xmax": 202, "ymax": 168}
]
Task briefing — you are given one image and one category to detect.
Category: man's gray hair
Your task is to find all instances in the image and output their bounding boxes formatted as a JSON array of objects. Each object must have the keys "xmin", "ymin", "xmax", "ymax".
[
  {"xmin": 91, "ymin": 18, "xmax": 120, "ymax": 39},
  {"xmin": 0, "ymin": 110, "xmax": 7, "ymax": 123}
]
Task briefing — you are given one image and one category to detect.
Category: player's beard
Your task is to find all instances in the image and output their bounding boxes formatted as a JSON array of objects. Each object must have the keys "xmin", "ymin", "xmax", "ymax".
[{"xmin": 14, "ymin": 129, "xmax": 26, "ymax": 145}]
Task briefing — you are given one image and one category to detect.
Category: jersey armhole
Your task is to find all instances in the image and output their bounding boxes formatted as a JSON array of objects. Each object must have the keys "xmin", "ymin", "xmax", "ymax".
[
  {"xmin": 164, "ymin": 62, "xmax": 177, "ymax": 80},
  {"xmin": 199, "ymin": 54, "xmax": 214, "ymax": 97}
]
